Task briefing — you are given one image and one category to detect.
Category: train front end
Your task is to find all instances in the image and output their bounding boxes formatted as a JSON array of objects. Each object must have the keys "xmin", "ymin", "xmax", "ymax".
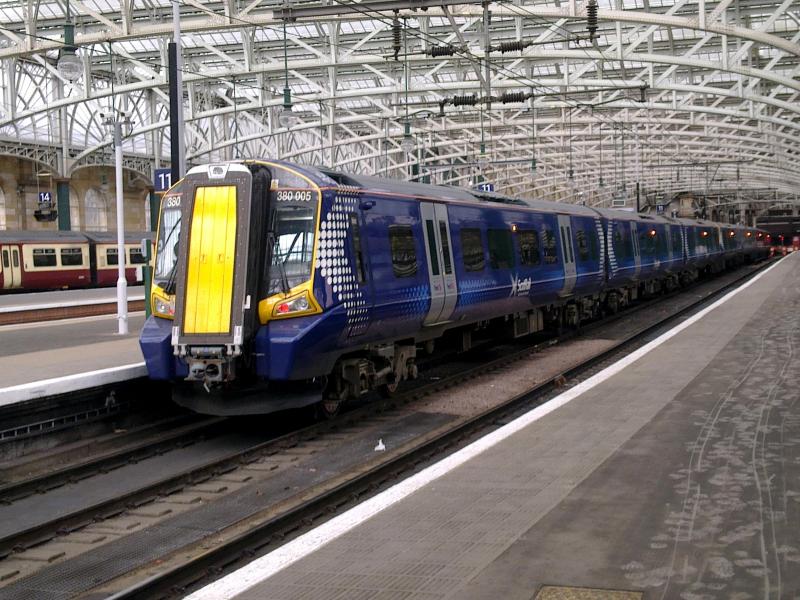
[{"xmin": 140, "ymin": 160, "xmax": 328, "ymax": 414}]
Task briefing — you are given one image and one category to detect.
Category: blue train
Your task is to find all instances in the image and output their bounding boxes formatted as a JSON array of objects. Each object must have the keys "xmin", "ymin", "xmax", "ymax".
[{"xmin": 140, "ymin": 160, "xmax": 769, "ymax": 415}]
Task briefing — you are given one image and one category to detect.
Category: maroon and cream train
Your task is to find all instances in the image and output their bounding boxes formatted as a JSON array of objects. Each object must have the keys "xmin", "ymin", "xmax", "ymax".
[{"xmin": 0, "ymin": 230, "xmax": 152, "ymax": 291}]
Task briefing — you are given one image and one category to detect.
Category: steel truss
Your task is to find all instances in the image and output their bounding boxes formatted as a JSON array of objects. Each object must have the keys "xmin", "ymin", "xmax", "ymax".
[{"xmin": 0, "ymin": 0, "xmax": 796, "ymax": 205}]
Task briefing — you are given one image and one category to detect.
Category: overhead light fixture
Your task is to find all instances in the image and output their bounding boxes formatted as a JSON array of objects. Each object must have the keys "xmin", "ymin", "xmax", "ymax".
[
  {"xmin": 279, "ymin": 86, "xmax": 300, "ymax": 128},
  {"xmin": 57, "ymin": 20, "xmax": 83, "ymax": 83},
  {"xmin": 400, "ymin": 121, "xmax": 415, "ymax": 153},
  {"xmin": 278, "ymin": 18, "xmax": 300, "ymax": 129},
  {"xmin": 477, "ymin": 142, "xmax": 489, "ymax": 169}
]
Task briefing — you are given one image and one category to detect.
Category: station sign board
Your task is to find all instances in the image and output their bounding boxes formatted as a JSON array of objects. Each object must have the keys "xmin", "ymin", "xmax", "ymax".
[
  {"xmin": 38, "ymin": 191, "xmax": 52, "ymax": 207},
  {"xmin": 154, "ymin": 168, "xmax": 173, "ymax": 193},
  {"xmin": 473, "ymin": 182, "xmax": 495, "ymax": 192}
]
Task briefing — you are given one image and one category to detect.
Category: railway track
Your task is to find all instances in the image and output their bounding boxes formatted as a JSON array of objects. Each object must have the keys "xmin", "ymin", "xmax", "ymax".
[
  {"xmin": 0, "ymin": 260, "xmax": 775, "ymax": 599},
  {"xmin": 0, "ymin": 297, "xmax": 145, "ymax": 326}
]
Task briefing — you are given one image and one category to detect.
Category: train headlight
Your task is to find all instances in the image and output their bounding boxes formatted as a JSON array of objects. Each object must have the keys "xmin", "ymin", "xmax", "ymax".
[
  {"xmin": 273, "ymin": 291, "xmax": 313, "ymax": 317},
  {"xmin": 153, "ymin": 296, "xmax": 175, "ymax": 319}
]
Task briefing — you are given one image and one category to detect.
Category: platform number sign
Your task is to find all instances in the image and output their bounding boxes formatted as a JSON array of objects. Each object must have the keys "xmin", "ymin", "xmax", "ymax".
[
  {"xmin": 473, "ymin": 182, "xmax": 495, "ymax": 192},
  {"xmin": 656, "ymin": 204, "xmax": 665, "ymax": 214},
  {"xmin": 154, "ymin": 168, "xmax": 173, "ymax": 193},
  {"xmin": 38, "ymin": 191, "xmax": 53, "ymax": 208}
]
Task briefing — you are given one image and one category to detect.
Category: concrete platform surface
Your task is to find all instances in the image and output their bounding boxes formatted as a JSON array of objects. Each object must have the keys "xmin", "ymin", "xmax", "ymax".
[
  {"xmin": 0, "ymin": 286, "xmax": 145, "ymax": 313},
  {"xmin": 192, "ymin": 253, "xmax": 799, "ymax": 600},
  {"xmin": 0, "ymin": 314, "xmax": 147, "ymax": 404}
]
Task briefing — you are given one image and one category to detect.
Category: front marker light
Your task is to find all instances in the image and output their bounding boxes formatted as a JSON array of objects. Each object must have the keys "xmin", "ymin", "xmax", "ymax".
[
  {"xmin": 273, "ymin": 292, "xmax": 311, "ymax": 317},
  {"xmin": 154, "ymin": 296, "xmax": 175, "ymax": 318}
]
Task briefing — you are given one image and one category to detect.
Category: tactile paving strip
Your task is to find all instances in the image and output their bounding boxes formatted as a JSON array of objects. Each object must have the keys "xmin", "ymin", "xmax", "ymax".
[{"xmin": 534, "ymin": 585, "xmax": 643, "ymax": 600}]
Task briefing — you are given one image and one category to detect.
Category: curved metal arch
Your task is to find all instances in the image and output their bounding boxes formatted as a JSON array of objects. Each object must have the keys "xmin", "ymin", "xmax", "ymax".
[{"xmin": 0, "ymin": 4, "xmax": 796, "ymax": 61}]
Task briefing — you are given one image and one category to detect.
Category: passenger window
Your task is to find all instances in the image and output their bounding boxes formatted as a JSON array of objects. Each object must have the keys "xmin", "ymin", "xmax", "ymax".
[
  {"xmin": 627, "ymin": 228, "xmax": 635, "ymax": 258},
  {"xmin": 639, "ymin": 231, "xmax": 652, "ymax": 255},
  {"xmin": 349, "ymin": 213, "xmax": 366, "ymax": 284},
  {"xmin": 516, "ymin": 230, "xmax": 540, "ymax": 266},
  {"xmin": 438, "ymin": 221, "xmax": 452, "ymax": 275},
  {"xmin": 425, "ymin": 220, "xmax": 440, "ymax": 276},
  {"xmin": 671, "ymin": 230, "xmax": 682, "ymax": 255},
  {"xmin": 32, "ymin": 248, "xmax": 57, "ymax": 267},
  {"xmin": 129, "ymin": 248, "xmax": 147, "ymax": 265},
  {"xmin": 576, "ymin": 230, "xmax": 590, "ymax": 262},
  {"xmin": 613, "ymin": 229, "xmax": 626, "ymax": 261},
  {"xmin": 60, "ymin": 247, "xmax": 83, "ymax": 266},
  {"xmin": 488, "ymin": 228, "xmax": 515, "ymax": 270},
  {"xmin": 2, "ymin": 250, "xmax": 8, "ymax": 269},
  {"xmin": 106, "ymin": 248, "xmax": 119, "ymax": 266},
  {"xmin": 389, "ymin": 225, "xmax": 417, "ymax": 278},
  {"xmin": 12, "ymin": 250, "xmax": 18, "ymax": 268},
  {"xmin": 588, "ymin": 229, "xmax": 599, "ymax": 260},
  {"xmin": 656, "ymin": 230, "xmax": 667, "ymax": 255},
  {"xmin": 543, "ymin": 228, "xmax": 558, "ymax": 264},
  {"xmin": 460, "ymin": 228, "xmax": 485, "ymax": 272}
]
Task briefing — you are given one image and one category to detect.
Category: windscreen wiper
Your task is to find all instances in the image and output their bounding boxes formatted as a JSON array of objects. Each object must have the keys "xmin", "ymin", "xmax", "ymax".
[{"xmin": 268, "ymin": 231, "xmax": 290, "ymax": 294}]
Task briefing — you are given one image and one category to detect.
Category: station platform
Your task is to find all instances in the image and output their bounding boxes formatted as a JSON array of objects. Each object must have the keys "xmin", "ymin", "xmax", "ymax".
[
  {"xmin": 190, "ymin": 253, "xmax": 800, "ymax": 600},
  {"xmin": 0, "ymin": 313, "xmax": 147, "ymax": 407},
  {"xmin": 0, "ymin": 286, "xmax": 145, "ymax": 313}
]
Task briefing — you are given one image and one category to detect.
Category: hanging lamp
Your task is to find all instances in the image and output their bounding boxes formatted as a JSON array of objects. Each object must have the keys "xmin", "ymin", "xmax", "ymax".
[
  {"xmin": 57, "ymin": 0, "xmax": 82, "ymax": 82},
  {"xmin": 278, "ymin": 19, "xmax": 300, "ymax": 128}
]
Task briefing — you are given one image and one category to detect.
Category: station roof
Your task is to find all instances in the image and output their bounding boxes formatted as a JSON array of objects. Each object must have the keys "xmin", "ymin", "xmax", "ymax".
[{"xmin": 0, "ymin": 0, "xmax": 797, "ymax": 212}]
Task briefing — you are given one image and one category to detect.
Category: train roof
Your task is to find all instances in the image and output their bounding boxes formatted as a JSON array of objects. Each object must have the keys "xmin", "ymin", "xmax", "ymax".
[
  {"xmin": 314, "ymin": 166, "xmax": 600, "ymax": 217},
  {"xmin": 592, "ymin": 208, "xmax": 675, "ymax": 224},
  {"xmin": 0, "ymin": 230, "xmax": 152, "ymax": 243},
  {"xmin": 83, "ymin": 231, "xmax": 152, "ymax": 243},
  {"xmin": 0, "ymin": 230, "xmax": 88, "ymax": 243},
  {"xmin": 242, "ymin": 160, "xmax": 769, "ymax": 229}
]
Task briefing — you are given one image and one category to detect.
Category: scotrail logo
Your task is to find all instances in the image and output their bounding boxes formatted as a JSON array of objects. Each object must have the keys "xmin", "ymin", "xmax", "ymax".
[{"xmin": 510, "ymin": 274, "xmax": 533, "ymax": 296}]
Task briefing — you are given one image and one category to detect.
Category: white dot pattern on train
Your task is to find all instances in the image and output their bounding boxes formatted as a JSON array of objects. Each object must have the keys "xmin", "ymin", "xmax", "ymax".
[{"xmin": 315, "ymin": 193, "xmax": 369, "ymax": 335}]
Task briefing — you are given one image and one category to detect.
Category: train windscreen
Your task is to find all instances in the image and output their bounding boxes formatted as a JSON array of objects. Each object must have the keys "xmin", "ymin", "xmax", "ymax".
[
  {"xmin": 268, "ymin": 204, "xmax": 316, "ymax": 295},
  {"xmin": 154, "ymin": 188, "xmax": 182, "ymax": 292}
]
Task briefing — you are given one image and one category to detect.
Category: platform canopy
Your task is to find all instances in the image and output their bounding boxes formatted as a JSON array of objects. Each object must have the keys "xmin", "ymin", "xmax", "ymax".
[{"xmin": 0, "ymin": 0, "xmax": 797, "ymax": 209}]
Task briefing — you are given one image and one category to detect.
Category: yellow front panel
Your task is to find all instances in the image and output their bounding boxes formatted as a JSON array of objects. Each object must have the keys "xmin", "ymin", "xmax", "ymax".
[{"xmin": 183, "ymin": 185, "xmax": 237, "ymax": 334}]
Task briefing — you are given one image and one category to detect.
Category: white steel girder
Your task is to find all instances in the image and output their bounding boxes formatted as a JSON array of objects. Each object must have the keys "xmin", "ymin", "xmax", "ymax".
[{"xmin": 0, "ymin": 0, "xmax": 795, "ymax": 206}]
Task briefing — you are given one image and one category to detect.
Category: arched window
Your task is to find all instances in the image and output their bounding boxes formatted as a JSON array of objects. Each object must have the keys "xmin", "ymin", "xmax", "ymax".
[
  {"xmin": 69, "ymin": 186, "xmax": 81, "ymax": 230},
  {"xmin": 84, "ymin": 188, "xmax": 107, "ymax": 231}
]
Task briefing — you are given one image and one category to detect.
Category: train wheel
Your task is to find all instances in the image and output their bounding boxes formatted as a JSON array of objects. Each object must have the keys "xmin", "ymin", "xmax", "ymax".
[
  {"xmin": 378, "ymin": 380, "xmax": 399, "ymax": 398},
  {"xmin": 317, "ymin": 396, "xmax": 343, "ymax": 419}
]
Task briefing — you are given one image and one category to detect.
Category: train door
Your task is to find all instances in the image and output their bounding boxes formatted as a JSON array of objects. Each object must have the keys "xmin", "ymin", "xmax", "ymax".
[
  {"xmin": 88, "ymin": 242, "xmax": 99, "ymax": 285},
  {"xmin": 1, "ymin": 245, "xmax": 21, "ymax": 289},
  {"xmin": 420, "ymin": 202, "xmax": 457, "ymax": 325},
  {"xmin": 346, "ymin": 209, "xmax": 372, "ymax": 337},
  {"xmin": 557, "ymin": 215, "xmax": 576, "ymax": 296}
]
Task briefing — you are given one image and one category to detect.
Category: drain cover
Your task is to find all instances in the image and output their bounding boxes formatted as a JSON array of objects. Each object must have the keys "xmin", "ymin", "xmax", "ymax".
[{"xmin": 534, "ymin": 585, "xmax": 643, "ymax": 600}]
